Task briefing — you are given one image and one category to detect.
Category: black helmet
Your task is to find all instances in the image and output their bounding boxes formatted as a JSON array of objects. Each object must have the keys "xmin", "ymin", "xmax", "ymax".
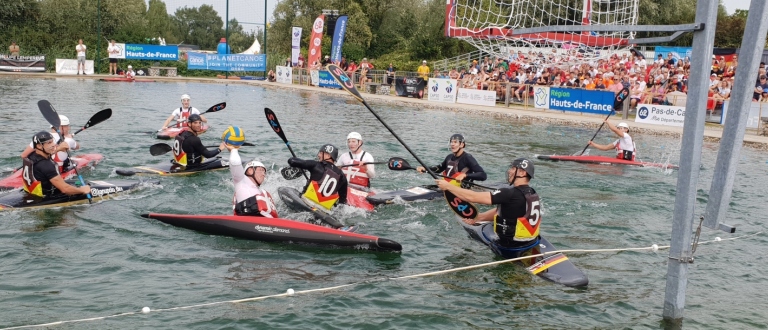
[
  {"xmin": 187, "ymin": 114, "xmax": 203, "ymax": 123},
  {"xmin": 449, "ymin": 133, "xmax": 465, "ymax": 144},
  {"xmin": 32, "ymin": 131, "xmax": 54, "ymax": 146},
  {"xmin": 510, "ymin": 158, "xmax": 534, "ymax": 179},
  {"xmin": 319, "ymin": 144, "xmax": 338, "ymax": 162}
]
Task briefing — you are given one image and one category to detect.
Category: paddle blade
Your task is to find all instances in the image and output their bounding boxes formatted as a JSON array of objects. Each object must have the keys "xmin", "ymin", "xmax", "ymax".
[
  {"xmin": 149, "ymin": 143, "xmax": 172, "ymax": 156},
  {"xmin": 204, "ymin": 102, "xmax": 226, "ymax": 114},
  {"xmin": 280, "ymin": 166, "xmax": 304, "ymax": 180},
  {"xmin": 613, "ymin": 87, "xmax": 630, "ymax": 110},
  {"xmin": 264, "ymin": 107, "xmax": 289, "ymax": 143},
  {"xmin": 326, "ymin": 64, "xmax": 363, "ymax": 103},
  {"xmin": 444, "ymin": 190, "xmax": 479, "ymax": 220},
  {"xmin": 75, "ymin": 108, "xmax": 112, "ymax": 134},
  {"xmin": 387, "ymin": 157, "xmax": 414, "ymax": 171},
  {"xmin": 37, "ymin": 100, "xmax": 62, "ymax": 128}
]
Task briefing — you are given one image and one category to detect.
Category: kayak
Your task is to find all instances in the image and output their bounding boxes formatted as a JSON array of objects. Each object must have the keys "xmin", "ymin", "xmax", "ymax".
[
  {"xmin": 455, "ymin": 216, "xmax": 588, "ymax": 287},
  {"xmin": 156, "ymin": 124, "xmax": 209, "ymax": 140},
  {"xmin": 367, "ymin": 182, "xmax": 509, "ymax": 205},
  {"xmin": 100, "ymin": 77, "xmax": 155, "ymax": 82},
  {"xmin": 0, "ymin": 154, "xmax": 103, "ymax": 191},
  {"xmin": 0, "ymin": 179, "xmax": 156, "ymax": 211},
  {"xmin": 537, "ymin": 154, "xmax": 678, "ymax": 169},
  {"xmin": 142, "ymin": 213, "xmax": 402, "ymax": 252},
  {"xmin": 115, "ymin": 158, "xmax": 229, "ymax": 176},
  {"xmin": 277, "ymin": 187, "xmax": 346, "ymax": 228},
  {"xmin": 347, "ymin": 186, "xmax": 375, "ymax": 211}
]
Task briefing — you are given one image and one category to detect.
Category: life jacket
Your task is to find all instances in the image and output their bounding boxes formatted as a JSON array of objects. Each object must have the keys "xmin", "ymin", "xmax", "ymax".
[
  {"xmin": 303, "ymin": 165, "xmax": 341, "ymax": 210},
  {"xmin": 176, "ymin": 107, "xmax": 191, "ymax": 128},
  {"xmin": 494, "ymin": 186, "xmax": 541, "ymax": 244},
  {"xmin": 442, "ymin": 156, "xmax": 465, "ymax": 187},
  {"xmin": 233, "ymin": 190, "xmax": 278, "ymax": 218},
  {"xmin": 615, "ymin": 141, "xmax": 637, "ymax": 161},
  {"xmin": 342, "ymin": 151, "xmax": 370, "ymax": 188},
  {"xmin": 22, "ymin": 154, "xmax": 59, "ymax": 198},
  {"xmin": 172, "ymin": 132, "xmax": 190, "ymax": 166}
]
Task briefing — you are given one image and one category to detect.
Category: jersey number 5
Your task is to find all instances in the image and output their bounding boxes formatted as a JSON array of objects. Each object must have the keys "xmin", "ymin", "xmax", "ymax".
[{"xmin": 528, "ymin": 200, "xmax": 541, "ymax": 226}]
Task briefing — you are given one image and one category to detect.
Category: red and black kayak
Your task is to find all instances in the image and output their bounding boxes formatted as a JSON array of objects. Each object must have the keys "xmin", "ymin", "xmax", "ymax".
[
  {"xmin": 347, "ymin": 186, "xmax": 375, "ymax": 211},
  {"xmin": 142, "ymin": 213, "xmax": 402, "ymax": 252},
  {"xmin": 0, "ymin": 154, "xmax": 103, "ymax": 191},
  {"xmin": 155, "ymin": 124, "xmax": 209, "ymax": 140},
  {"xmin": 537, "ymin": 154, "xmax": 678, "ymax": 169},
  {"xmin": 100, "ymin": 77, "xmax": 155, "ymax": 82}
]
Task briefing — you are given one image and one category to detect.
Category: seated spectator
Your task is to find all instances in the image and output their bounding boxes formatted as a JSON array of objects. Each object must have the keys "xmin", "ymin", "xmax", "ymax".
[
  {"xmin": 758, "ymin": 75, "xmax": 768, "ymax": 102},
  {"xmin": 645, "ymin": 79, "xmax": 666, "ymax": 104},
  {"xmin": 267, "ymin": 70, "xmax": 276, "ymax": 82}
]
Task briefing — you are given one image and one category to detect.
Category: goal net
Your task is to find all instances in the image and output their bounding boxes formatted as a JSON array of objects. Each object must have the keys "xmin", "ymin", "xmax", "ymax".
[{"xmin": 445, "ymin": 0, "xmax": 639, "ymax": 62}]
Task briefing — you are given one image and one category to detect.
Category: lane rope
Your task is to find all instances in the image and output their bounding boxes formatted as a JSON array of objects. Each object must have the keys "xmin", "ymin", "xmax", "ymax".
[{"xmin": 1, "ymin": 231, "xmax": 761, "ymax": 329}]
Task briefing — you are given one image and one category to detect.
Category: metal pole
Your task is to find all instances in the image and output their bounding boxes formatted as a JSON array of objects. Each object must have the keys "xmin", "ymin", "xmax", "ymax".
[
  {"xmin": 96, "ymin": 0, "xmax": 101, "ymax": 74},
  {"xmin": 225, "ymin": 0, "xmax": 229, "ymax": 79},
  {"xmin": 703, "ymin": 0, "xmax": 768, "ymax": 232},
  {"xmin": 263, "ymin": 0, "xmax": 268, "ymax": 79},
  {"xmin": 661, "ymin": 0, "xmax": 718, "ymax": 322}
]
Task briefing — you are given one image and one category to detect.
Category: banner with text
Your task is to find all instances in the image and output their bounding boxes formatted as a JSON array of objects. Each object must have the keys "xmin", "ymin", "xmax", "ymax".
[
  {"xmin": 532, "ymin": 86, "xmax": 549, "ymax": 109},
  {"xmin": 548, "ymin": 88, "xmax": 614, "ymax": 114},
  {"xmin": 187, "ymin": 53, "xmax": 266, "ymax": 72},
  {"xmin": 330, "ymin": 15, "xmax": 348, "ymax": 63},
  {"xmin": 635, "ymin": 104, "xmax": 685, "ymax": 127},
  {"xmin": 124, "ymin": 44, "xmax": 178, "ymax": 61},
  {"xmin": 395, "ymin": 77, "xmax": 425, "ymax": 98},
  {"xmin": 291, "ymin": 27, "xmax": 302, "ymax": 66},
  {"xmin": 318, "ymin": 70, "xmax": 342, "ymax": 89},
  {"xmin": 654, "ymin": 46, "xmax": 692, "ymax": 62},
  {"xmin": 276, "ymin": 66, "xmax": 292, "ymax": 84},
  {"xmin": 55, "ymin": 59, "xmax": 94, "ymax": 74},
  {"xmin": 456, "ymin": 88, "xmax": 496, "ymax": 107},
  {"xmin": 427, "ymin": 78, "xmax": 458, "ymax": 103},
  {"xmin": 0, "ymin": 55, "xmax": 46, "ymax": 72},
  {"xmin": 721, "ymin": 100, "xmax": 764, "ymax": 129}
]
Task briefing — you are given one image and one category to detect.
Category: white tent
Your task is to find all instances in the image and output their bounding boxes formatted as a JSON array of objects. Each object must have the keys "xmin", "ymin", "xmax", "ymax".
[{"xmin": 239, "ymin": 38, "xmax": 261, "ymax": 54}]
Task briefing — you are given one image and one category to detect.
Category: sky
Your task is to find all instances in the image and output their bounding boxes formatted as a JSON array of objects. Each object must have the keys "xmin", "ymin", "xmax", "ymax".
[
  {"xmin": 722, "ymin": 0, "xmax": 751, "ymax": 14},
  {"xmin": 151, "ymin": 0, "xmax": 279, "ymax": 33}
]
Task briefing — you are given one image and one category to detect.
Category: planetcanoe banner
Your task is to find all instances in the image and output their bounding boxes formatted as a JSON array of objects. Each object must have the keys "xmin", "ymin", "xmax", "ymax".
[
  {"xmin": 427, "ymin": 78, "xmax": 458, "ymax": 103},
  {"xmin": 330, "ymin": 15, "xmax": 348, "ymax": 63},
  {"xmin": 124, "ymin": 44, "xmax": 178, "ymax": 61},
  {"xmin": 318, "ymin": 70, "xmax": 342, "ymax": 89},
  {"xmin": 308, "ymin": 15, "xmax": 325, "ymax": 68},
  {"xmin": 635, "ymin": 104, "xmax": 685, "ymax": 127},
  {"xmin": 0, "ymin": 55, "xmax": 46, "ymax": 72},
  {"xmin": 291, "ymin": 27, "xmax": 302, "ymax": 66},
  {"xmin": 456, "ymin": 88, "xmax": 496, "ymax": 107},
  {"xmin": 276, "ymin": 65, "xmax": 292, "ymax": 84},
  {"xmin": 55, "ymin": 59, "xmax": 94, "ymax": 74},
  {"xmin": 187, "ymin": 52, "xmax": 266, "ymax": 72},
  {"xmin": 548, "ymin": 88, "xmax": 614, "ymax": 115},
  {"xmin": 395, "ymin": 77, "xmax": 426, "ymax": 98}
]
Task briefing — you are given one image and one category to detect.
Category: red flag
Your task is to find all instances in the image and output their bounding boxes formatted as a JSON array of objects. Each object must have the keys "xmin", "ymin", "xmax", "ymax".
[{"xmin": 308, "ymin": 15, "xmax": 325, "ymax": 68}]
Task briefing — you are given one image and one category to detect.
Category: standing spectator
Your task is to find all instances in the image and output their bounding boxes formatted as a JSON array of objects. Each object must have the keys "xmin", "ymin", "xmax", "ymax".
[
  {"xmin": 346, "ymin": 60, "xmax": 357, "ymax": 84},
  {"xmin": 340, "ymin": 57, "xmax": 348, "ymax": 71},
  {"xmin": 386, "ymin": 63, "xmax": 396, "ymax": 85},
  {"xmin": 417, "ymin": 60, "xmax": 430, "ymax": 80},
  {"xmin": 9, "ymin": 41, "xmax": 20, "ymax": 57},
  {"xmin": 76, "ymin": 39, "xmax": 87, "ymax": 75},
  {"xmin": 107, "ymin": 40, "xmax": 119, "ymax": 75},
  {"xmin": 297, "ymin": 54, "xmax": 305, "ymax": 68},
  {"xmin": 284, "ymin": 57, "xmax": 292, "ymax": 67}
]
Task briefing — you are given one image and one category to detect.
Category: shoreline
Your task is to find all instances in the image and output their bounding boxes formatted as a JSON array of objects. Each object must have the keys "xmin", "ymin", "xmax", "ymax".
[{"xmin": 3, "ymin": 71, "xmax": 767, "ymax": 150}]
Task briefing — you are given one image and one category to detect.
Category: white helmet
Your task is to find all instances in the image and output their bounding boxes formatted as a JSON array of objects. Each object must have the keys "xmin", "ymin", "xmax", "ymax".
[
  {"xmin": 244, "ymin": 159, "xmax": 266, "ymax": 173},
  {"xmin": 59, "ymin": 115, "xmax": 70, "ymax": 126},
  {"xmin": 128, "ymin": 65, "xmax": 133, "ymax": 69},
  {"xmin": 617, "ymin": 122, "xmax": 630, "ymax": 129},
  {"xmin": 180, "ymin": 94, "xmax": 191, "ymax": 101},
  {"xmin": 347, "ymin": 132, "xmax": 362, "ymax": 141}
]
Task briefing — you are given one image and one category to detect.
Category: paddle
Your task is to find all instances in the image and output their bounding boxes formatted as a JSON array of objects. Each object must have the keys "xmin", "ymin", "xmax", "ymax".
[
  {"xmin": 279, "ymin": 161, "xmax": 388, "ymax": 180},
  {"xmin": 326, "ymin": 64, "xmax": 438, "ymax": 180},
  {"xmin": 149, "ymin": 142, "xmax": 254, "ymax": 156},
  {"xmin": 444, "ymin": 189, "xmax": 480, "ymax": 220},
  {"xmin": 37, "ymin": 100, "xmax": 91, "ymax": 203},
  {"xmin": 150, "ymin": 102, "xmax": 227, "ymax": 133},
  {"xmin": 386, "ymin": 157, "xmax": 497, "ymax": 190},
  {"xmin": 579, "ymin": 87, "xmax": 630, "ymax": 156},
  {"xmin": 264, "ymin": 107, "xmax": 309, "ymax": 181}
]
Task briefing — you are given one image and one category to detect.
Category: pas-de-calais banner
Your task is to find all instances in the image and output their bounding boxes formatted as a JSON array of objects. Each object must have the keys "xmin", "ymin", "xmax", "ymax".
[
  {"xmin": 276, "ymin": 65, "xmax": 292, "ymax": 84},
  {"xmin": 291, "ymin": 27, "xmax": 302, "ymax": 66},
  {"xmin": 124, "ymin": 44, "xmax": 179, "ymax": 61},
  {"xmin": 55, "ymin": 58, "xmax": 94, "ymax": 74},
  {"xmin": 395, "ymin": 76, "xmax": 426, "ymax": 98},
  {"xmin": 548, "ymin": 88, "xmax": 614, "ymax": 115},
  {"xmin": 635, "ymin": 104, "xmax": 685, "ymax": 127},
  {"xmin": 318, "ymin": 70, "xmax": 342, "ymax": 89},
  {"xmin": 0, "ymin": 55, "xmax": 46, "ymax": 72},
  {"xmin": 308, "ymin": 15, "xmax": 325, "ymax": 68},
  {"xmin": 187, "ymin": 52, "xmax": 266, "ymax": 72},
  {"xmin": 330, "ymin": 15, "xmax": 348, "ymax": 63},
  {"xmin": 456, "ymin": 88, "xmax": 497, "ymax": 107},
  {"xmin": 721, "ymin": 100, "xmax": 763, "ymax": 128},
  {"xmin": 533, "ymin": 86, "xmax": 550, "ymax": 109},
  {"xmin": 427, "ymin": 78, "xmax": 458, "ymax": 103}
]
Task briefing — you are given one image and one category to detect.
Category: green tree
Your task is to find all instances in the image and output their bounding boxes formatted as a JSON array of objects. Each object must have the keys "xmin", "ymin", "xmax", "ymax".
[
  {"xmin": 172, "ymin": 5, "xmax": 225, "ymax": 50},
  {"xmin": 226, "ymin": 19, "xmax": 257, "ymax": 53},
  {"xmin": 146, "ymin": 0, "xmax": 176, "ymax": 44}
]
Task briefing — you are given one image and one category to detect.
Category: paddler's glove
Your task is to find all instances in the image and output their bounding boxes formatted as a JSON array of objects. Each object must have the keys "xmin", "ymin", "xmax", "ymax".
[{"xmin": 287, "ymin": 157, "xmax": 300, "ymax": 167}]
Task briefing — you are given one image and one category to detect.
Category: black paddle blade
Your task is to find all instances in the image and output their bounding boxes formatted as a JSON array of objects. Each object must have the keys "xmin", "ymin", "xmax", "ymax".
[
  {"xmin": 614, "ymin": 87, "xmax": 630, "ymax": 110},
  {"xmin": 149, "ymin": 143, "xmax": 172, "ymax": 156},
  {"xmin": 444, "ymin": 190, "xmax": 479, "ymax": 220},
  {"xmin": 264, "ymin": 107, "xmax": 289, "ymax": 143},
  {"xmin": 37, "ymin": 100, "xmax": 62, "ymax": 128},
  {"xmin": 75, "ymin": 108, "xmax": 112, "ymax": 134},
  {"xmin": 388, "ymin": 157, "xmax": 413, "ymax": 171},
  {"xmin": 205, "ymin": 102, "xmax": 226, "ymax": 114},
  {"xmin": 326, "ymin": 64, "xmax": 363, "ymax": 103},
  {"xmin": 280, "ymin": 166, "xmax": 304, "ymax": 180}
]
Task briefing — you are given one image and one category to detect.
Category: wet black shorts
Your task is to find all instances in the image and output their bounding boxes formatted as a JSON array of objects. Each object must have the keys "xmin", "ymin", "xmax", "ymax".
[{"xmin": 109, "ymin": 58, "xmax": 117, "ymax": 64}]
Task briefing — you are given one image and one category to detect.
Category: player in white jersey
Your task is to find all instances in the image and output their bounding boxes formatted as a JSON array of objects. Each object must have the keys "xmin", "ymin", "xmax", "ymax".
[{"xmin": 335, "ymin": 132, "xmax": 376, "ymax": 190}]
